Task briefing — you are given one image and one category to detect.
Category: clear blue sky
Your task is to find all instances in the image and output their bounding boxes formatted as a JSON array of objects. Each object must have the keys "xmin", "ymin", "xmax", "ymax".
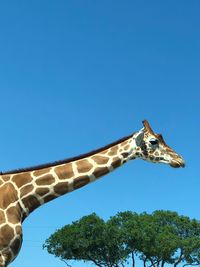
[{"xmin": 0, "ymin": 1, "xmax": 199, "ymax": 267}]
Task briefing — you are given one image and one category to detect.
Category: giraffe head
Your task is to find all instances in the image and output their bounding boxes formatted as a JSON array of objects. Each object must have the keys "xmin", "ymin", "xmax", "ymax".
[{"xmin": 133, "ymin": 120, "xmax": 185, "ymax": 168}]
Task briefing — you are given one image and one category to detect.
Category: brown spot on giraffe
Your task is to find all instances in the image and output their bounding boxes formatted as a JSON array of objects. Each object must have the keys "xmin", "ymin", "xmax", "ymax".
[
  {"xmin": 92, "ymin": 155, "xmax": 109, "ymax": 165},
  {"xmin": 12, "ymin": 173, "xmax": 33, "ymax": 188},
  {"xmin": 121, "ymin": 140, "xmax": 129, "ymax": 146},
  {"xmin": 123, "ymin": 145, "xmax": 130, "ymax": 150},
  {"xmin": 43, "ymin": 194, "xmax": 56, "ymax": 203},
  {"xmin": 93, "ymin": 167, "xmax": 109, "ymax": 178},
  {"xmin": 54, "ymin": 163, "xmax": 74, "ymax": 179},
  {"xmin": 76, "ymin": 159, "xmax": 93, "ymax": 173},
  {"xmin": 7, "ymin": 206, "xmax": 22, "ymax": 224},
  {"xmin": 108, "ymin": 145, "xmax": 118, "ymax": 156},
  {"xmin": 121, "ymin": 152, "xmax": 130, "ymax": 158},
  {"xmin": 0, "ymin": 211, "xmax": 5, "ymax": 224},
  {"xmin": 54, "ymin": 182, "xmax": 69, "ymax": 195},
  {"xmin": 10, "ymin": 238, "xmax": 21, "ymax": 258},
  {"xmin": 33, "ymin": 168, "xmax": 51, "ymax": 176},
  {"xmin": 99, "ymin": 150, "xmax": 108, "ymax": 155},
  {"xmin": 73, "ymin": 176, "xmax": 90, "ymax": 189},
  {"xmin": 35, "ymin": 187, "xmax": 50, "ymax": 197},
  {"xmin": 0, "ymin": 225, "xmax": 14, "ymax": 249},
  {"xmin": 35, "ymin": 174, "xmax": 55, "ymax": 186},
  {"xmin": 111, "ymin": 157, "xmax": 122, "ymax": 168},
  {"xmin": 20, "ymin": 184, "xmax": 34, "ymax": 198},
  {"xmin": 22, "ymin": 195, "xmax": 41, "ymax": 213},
  {"xmin": 0, "ymin": 183, "xmax": 18, "ymax": 209}
]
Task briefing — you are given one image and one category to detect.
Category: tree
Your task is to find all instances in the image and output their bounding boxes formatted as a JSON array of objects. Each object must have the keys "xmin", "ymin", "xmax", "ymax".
[
  {"xmin": 43, "ymin": 213, "xmax": 129, "ymax": 267},
  {"xmin": 108, "ymin": 211, "xmax": 141, "ymax": 267},
  {"xmin": 135, "ymin": 211, "xmax": 181, "ymax": 267},
  {"xmin": 121, "ymin": 210, "xmax": 200, "ymax": 267},
  {"xmin": 43, "ymin": 211, "xmax": 200, "ymax": 267}
]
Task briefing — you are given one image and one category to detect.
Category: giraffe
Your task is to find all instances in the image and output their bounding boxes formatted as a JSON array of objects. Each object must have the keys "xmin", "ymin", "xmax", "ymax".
[{"xmin": 0, "ymin": 120, "xmax": 185, "ymax": 267}]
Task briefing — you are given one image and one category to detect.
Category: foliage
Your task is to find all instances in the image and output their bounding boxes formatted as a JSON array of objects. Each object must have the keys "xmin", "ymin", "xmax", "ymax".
[
  {"xmin": 43, "ymin": 211, "xmax": 200, "ymax": 267},
  {"xmin": 43, "ymin": 213, "xmax": 128, "ymax": 267}
]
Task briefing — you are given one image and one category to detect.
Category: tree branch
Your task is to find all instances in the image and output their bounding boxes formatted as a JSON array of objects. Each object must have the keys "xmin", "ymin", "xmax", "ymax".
[
  {"xmin": 61, "ymin": 259, "xmax": 73, "ymax": 267},
  {"xmin": 87, "ymin": 256, "xmax": 103, "ymax": 267},
  {"xmin": 174, "ymin": 250, "xmax": 184, "ymax": 267},
  {"xmin": 147, "ymin": 259, "xmax": 161, "ymax": 267},
  {"xmin": 149, "ymin": 258, "xmax": 156, "ymax": 267}
]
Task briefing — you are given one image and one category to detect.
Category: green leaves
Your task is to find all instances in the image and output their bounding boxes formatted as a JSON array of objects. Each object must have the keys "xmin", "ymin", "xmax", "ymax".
[
  {"xmin": 43, "ymin": 213, "xmax": 128, "ymax": 266},
  {"xmin": 43, "ymin": 211, "xmax": 200, "ymax": 267}
]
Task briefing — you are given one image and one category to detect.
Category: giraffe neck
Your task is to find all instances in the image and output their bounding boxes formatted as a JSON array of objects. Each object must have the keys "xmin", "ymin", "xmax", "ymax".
[
  {"xmin": 0, "ymin": 133, "xmax": 138, "ymax": 266},
  {"xmin": 1, "ymin": 133, "xmax": 137, "ymax": 220}
]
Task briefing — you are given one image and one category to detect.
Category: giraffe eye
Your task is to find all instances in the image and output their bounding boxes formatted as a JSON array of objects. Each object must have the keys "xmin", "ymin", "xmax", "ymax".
[{"xmin": 149, "ymin": 139, "xmax": 159, "ymax": 146}]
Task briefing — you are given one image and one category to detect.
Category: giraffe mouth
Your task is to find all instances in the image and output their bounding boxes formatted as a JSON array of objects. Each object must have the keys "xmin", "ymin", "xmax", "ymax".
[{"xmin": 170, "ymin": 159, "xmax": 185, "ymax": 168}]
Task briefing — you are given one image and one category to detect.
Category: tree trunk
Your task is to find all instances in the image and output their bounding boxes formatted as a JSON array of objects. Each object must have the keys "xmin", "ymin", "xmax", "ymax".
[
  {"xmin": 161, "ymin": 260, "xmax": 165, "ymax": 267},
  {"xmin": 131, "ymin": 252, "xmax": 135, "ymax": 267},
  {"xmin": 144, "ymin": 257, "xmax": 147, "ymax": 267}
]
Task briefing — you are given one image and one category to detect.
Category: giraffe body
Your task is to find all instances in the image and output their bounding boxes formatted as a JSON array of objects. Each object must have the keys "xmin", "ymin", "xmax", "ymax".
[{"xmin": 0, "ymin": 120, "xmax": 185, "ymax": 266}]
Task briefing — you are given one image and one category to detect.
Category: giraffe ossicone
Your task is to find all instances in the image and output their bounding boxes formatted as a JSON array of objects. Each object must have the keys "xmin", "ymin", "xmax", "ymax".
[{"xmin": 0, "ymin": 120, "xmax": 185, "ymax": 266}]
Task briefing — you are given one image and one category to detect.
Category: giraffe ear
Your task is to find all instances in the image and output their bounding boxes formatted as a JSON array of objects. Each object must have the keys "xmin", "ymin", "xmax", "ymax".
[
  {"xmin": 142, "ymin": 120, "xmax": 154, "ymax": 134},
  {"xmin": 135, "ymin": 132, "xmax": 144, "ymax": 146}
]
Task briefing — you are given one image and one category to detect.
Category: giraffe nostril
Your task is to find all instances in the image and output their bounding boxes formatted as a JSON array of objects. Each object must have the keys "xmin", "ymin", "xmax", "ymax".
[{"xmin": 180, "ymin": 161, "xmax": 185, "ymax": 168}]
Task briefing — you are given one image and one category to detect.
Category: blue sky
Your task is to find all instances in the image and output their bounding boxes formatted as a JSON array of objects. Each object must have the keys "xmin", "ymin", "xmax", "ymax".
[{"xmin": 0, "ymin": 1, "xmax": 199, "ymax": 267}]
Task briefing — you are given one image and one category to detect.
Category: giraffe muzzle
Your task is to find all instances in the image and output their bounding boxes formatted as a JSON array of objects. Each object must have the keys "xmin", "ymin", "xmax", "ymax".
[{"xmin": 170, "ymin": 158, "xmax": 185, "ymax": 168}]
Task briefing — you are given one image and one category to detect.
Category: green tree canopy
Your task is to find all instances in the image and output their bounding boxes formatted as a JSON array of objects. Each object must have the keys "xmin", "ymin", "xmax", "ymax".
[
  {"xmin": 43, "ymin": 211, "xmax": 200, "ymax": 267},
  {"xmin": 43, "ymin": 213, "xmax": 128, "ymax": 267}
]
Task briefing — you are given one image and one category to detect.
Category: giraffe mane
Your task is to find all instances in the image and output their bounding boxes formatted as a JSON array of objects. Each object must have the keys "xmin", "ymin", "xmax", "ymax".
[{"xmin": 1, "ymin": 134, "xmax": 133, "ymax": 175}]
